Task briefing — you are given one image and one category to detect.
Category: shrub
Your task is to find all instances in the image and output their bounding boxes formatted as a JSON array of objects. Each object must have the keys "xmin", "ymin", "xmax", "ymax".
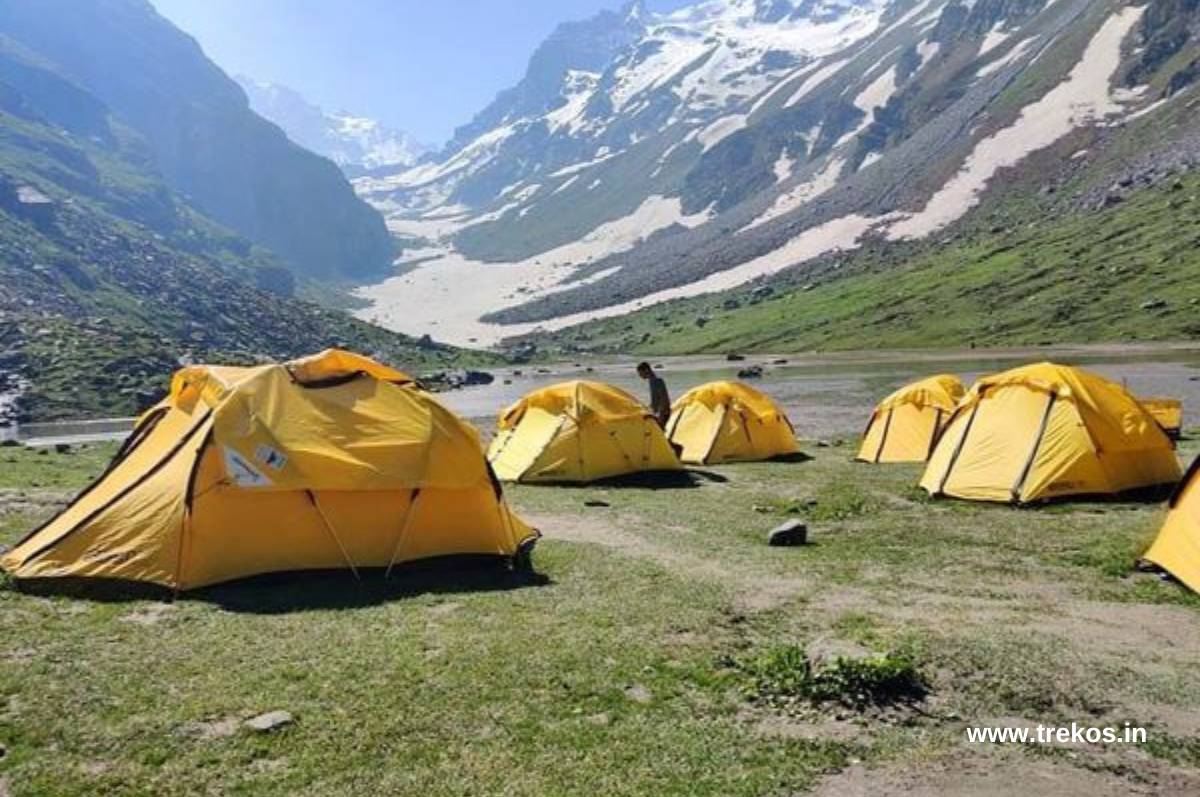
[{"xmin": 745, "ymin": 645, "xmax": 927, "ymax": 709}]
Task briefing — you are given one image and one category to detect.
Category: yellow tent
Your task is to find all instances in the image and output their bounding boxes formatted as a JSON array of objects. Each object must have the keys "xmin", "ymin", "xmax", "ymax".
[
  {"xmin": 857, "ymin": 375, "xmax": 965, "ymax": 463},
  {"xmin": 920, "ymin": 363, "xmax": 1181, "ymax": 504},
  {"xmin": 2, "ymin": 350, "xmax": 536, "ymax": 591},
  {"xmin": 1144, "ymin": 457, "xmax": 1200, "ymax": 594},
  {"xmin": 666, "ymin": 381, "xmax": 799, "ymax": 464},
  {"xmin": 1140, "ymin": 397, "xmax": 1184, "ymax": 440},
  {"xmin": 488, "ymin": 381, "xmax": 681, "ymax": 483}
]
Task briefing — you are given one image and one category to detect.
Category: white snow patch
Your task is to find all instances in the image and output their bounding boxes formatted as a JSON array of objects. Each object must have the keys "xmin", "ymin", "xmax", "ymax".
[
  {"xmin": 524, "ymin": 214, "xmax": 881, "ymax": 338},
  {"xmin": 979, "ymin": 25, "xmax": 1012, "ymax": 57},
  {"xmin": 890, "ymin": 6, "xmax": 1147, "ymax": 240},
  {"xmin": 977, "ymin": 37, "xmax": 1034, "ymax": 77},
  {"xmin": 698, "ymin": 113, "xmax": 748, "ymax": 151},
  {"xmin": 785, "ymin": 58, "xmax": 851, "ymax": 107},
  {"xmin": 354, "ymin": 196, "xmax": 713, "ymax": 347},
  {"xmin": 836, "ymin": 65, "xmax": 898, "ymax": 147},
  {"xmin": 917, "ymin": 40, "xmax": 940, "ymax": 67},
  {"xmin": 548, "ymin": 151, "xmax": 621, "ymax": 178},
  {"xmin": 773, "ymin": 151, "xmax": 796, "ymax": 182},
  {"xmin": 746, "ymin": 157, "xmax": 846, "ymax": 231}
]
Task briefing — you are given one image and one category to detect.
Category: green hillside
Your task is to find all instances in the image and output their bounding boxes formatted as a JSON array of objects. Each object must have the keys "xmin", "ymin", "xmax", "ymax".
[
  {"xmin": 0, "ymin": 21, "xmax": 485, "ymax": 424},
  {"xmin": 536, "ymin": 165, "xmax": 1200, "ymax": 357}
]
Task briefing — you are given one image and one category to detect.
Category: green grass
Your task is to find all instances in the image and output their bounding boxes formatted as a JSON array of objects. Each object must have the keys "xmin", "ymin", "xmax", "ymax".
[
  {"xmin": 542, "ymin": 169, "xmax": 1200, "ymax": 357},
  {"xmin": 0, "ymin": 438, "xmax": 1198, "ymax": 794}
]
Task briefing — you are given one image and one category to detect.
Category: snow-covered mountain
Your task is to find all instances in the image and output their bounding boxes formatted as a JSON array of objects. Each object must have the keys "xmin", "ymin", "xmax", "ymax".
[
  {"xmin": 239, "ymin": 78, "xmax": 426, "ymax": 174},
  {"xmin": 354, "ymin": 0, "xmax": 1200, "ymax": 348}
]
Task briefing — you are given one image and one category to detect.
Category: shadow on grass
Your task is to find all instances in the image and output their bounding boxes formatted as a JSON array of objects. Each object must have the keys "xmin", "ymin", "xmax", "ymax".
[
  {"xmin": 560, "ymin": 469, "xmax": 728, "ymax": 489},
  {"xmin": 772, "ymin": 452, "xmax": 815, "ymax": 464},
  {"xmin": 8, "ymin": 556, "xmax": 550, "ymax": 613}
]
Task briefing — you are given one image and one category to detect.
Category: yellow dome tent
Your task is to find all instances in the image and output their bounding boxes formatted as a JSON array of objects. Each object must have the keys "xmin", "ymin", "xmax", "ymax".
[
  {"xmin": 920, "ymin": 363, "xmax": 1181, "ymax": 504},
  {"xmin": 1144, "ymin": 457, "xmax": 1200, "ymax": 594},
  {"xmin": 488, "ymin": 381, "xmax": 682, "ymax": 483},
  {"xmin": 2, "ymin": 350, "xmax": 536, "ymax": 591},
  {"xmin": 666, "ymin": 381, "xmax": 799, "ymax": 465},
  {"xmin": 857, "ymin": 375, "xmax": 965, "ymax": 463},
  {"xmin": 1139, "ymin": 397, "xmax": 1184, "ymax": 440}
]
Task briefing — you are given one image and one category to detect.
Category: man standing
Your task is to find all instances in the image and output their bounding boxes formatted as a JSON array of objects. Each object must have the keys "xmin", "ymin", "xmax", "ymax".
[{"xmin": 638, "ymin": 362, "xmax": 671, "ymax": 428}]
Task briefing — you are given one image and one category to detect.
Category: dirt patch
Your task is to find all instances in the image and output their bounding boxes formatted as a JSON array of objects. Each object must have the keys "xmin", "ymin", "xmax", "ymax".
[
  {"xmin": 120, "ymin": 603, "xmax": 177, "ymax": 627},
  {"xmin": 748, "ymin": 709, "xmax": 867, "ymax": 743},
  {"xmin": 178, "ymin": 717, "xmax": 240, "ymax": 741},
  {"xmin": 0, "ymin": 489, "xmax": 70, "ymax": 517},
  {"xmin": 810, "ymin": 753, "xmax": 1198, "ymax": 797},
  {"xmin": 528, "ymin": 511, "xmax": 807, "ymax": 613}
]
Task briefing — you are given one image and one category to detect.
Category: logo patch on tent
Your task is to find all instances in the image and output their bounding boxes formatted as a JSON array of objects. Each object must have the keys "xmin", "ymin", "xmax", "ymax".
[
  {"xmin": 223, "ymin": 447, "xmax": 273, "ymax": 487},
  {"xmin": 255, "ymin": 445, "xmax": 288, "ymax": 472}
]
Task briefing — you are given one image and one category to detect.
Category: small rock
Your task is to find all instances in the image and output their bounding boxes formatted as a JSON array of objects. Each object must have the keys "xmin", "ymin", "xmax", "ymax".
[
  {"xmin": 769, "ymin": 520, "xmax": 809, "ymax": 547},
  {"xmin": 1141, "ymin": 299, "xmax": 1167, "ymax": 311},
  {"xmin": 243, "ymin": 711, "xmax": 294, "ymax": 733},
  {"xmin": 584, "ymin": 500, "xmax": 611, "ymax": 508},
  {"xmin": 624, "ymin": 685, "xmax": 653, "ymax": 704},
  {"xmin": 726, "ymin": 353, "xmax": 746, "ymax": 362},
  {"xmin": 738, "ymin": 366, "xmax": 764, "ymax": 380}
]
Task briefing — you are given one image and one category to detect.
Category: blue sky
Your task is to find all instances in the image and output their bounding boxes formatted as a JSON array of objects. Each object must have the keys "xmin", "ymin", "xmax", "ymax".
[{"xmin": 149, "ymin": 0, "xmax": 691, "ymax": 145}]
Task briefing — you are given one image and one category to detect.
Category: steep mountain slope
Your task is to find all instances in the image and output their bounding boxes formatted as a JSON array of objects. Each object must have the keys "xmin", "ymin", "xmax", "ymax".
[
  {"xmin": 238, "ymin": 79, "xmax": 426, "ymax": 177},
  {"xmin": 355, "ymin": 0, "xmax": 1200, "ymax": 350},
  {"xmin": 0, "ymin": 18, "xmax": 473, "ymax": 424},
  {"xmin": 0, "ymin": 0, "xmax": 395, "ymax": 282}
]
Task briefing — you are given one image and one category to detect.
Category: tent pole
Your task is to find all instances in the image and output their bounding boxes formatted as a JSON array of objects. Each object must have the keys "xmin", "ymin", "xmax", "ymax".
[
  {"xmin": 307, "ymin": 491, "xmax": 360, "ymax": 581},
  {"xmin": 385, "ymin": 489, "xmax": 422, "ymax": 579},
  {"xmin": 927, "ymin": 409, "xmax": 945, "ymax": 459},
  {"xmin": 875, "ymin": 408, "xmax": 894, "ymax": 463},
  {"xmin": 1011, "ymin": 391, "xmax": 1058, "ymax": 504},
  {"xmin": 937, "ymin": 398, "xmax": 984, "ymax": 496}
]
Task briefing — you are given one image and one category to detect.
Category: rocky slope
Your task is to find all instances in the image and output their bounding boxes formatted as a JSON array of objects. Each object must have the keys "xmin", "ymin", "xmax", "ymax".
[
  {"xmin": 238, "ymin": 79, "xmax": 427, "ymax": 177},
  {"xmin": 0, "ymin": 0, "xmax": 395, "ymax": 282},
  {"xmin": 355, "ymin": 0, "xmax": 1200, "ymax": 350},
  {"xmin": 0, "ymin": 4, "xmax": 476, "ymax": 424}
]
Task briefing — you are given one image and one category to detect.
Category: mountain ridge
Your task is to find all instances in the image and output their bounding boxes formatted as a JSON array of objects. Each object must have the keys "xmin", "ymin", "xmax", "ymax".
[
  {"xmin": 353, "ymin": 0, "xmax": 1200, "ymax": 351},
  {"xmin": 0, "ymin": 0, "xmax": 397, "ymax": 282},
  {"xmin": 0, "ymin": 0, "xmax": 477, "ymax": 424},
  {"xmin": 238, "ymin": 78, "xmax": 427, "ymax": 177}
]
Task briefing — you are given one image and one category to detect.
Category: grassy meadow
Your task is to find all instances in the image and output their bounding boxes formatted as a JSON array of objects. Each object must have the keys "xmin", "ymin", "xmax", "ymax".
[{"xmin": 0, "ymin": 433, "xmax": 1198, "ymax": 795}]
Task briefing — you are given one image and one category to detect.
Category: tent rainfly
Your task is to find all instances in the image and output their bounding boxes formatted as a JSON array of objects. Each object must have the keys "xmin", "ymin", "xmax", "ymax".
[
  {"xmin": 666, "ymin": 381, "xmax": 799, "ymax": 465},
  {"xmin": 857, "ymin": 375, "xmax": 966, "ymax": 463},
  {"xmin": 2, "ymin": 350, "xmax": 536, "ymax": 590},
  {"xmin": 488, "ymin": 381, "xmax": 681, "ymax": 484},
  {"xmin": 1143, "ymin": 457, "xmax": 1200, "ymax": 594},
  {"xmin": 1140, "ymin": 397, "xmax": 1184, "ymax": 441},
  {"xmin": 920, "ymin": 363, "xmax": 1181, "ymax": 504}
]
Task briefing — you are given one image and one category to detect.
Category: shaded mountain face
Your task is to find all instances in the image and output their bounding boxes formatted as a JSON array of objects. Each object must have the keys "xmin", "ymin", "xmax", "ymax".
[
  {"xmin": 354, "ymin": 0, "xmax": 1200, "ymax": 349},
  {"xmin": 0, "ymin": 4, "xmax": 466, "ymax": 424},
  {"xmin": 0, "ymin": 0, "xmax": 395, "ymax": 282},
  {"xmin": 238, "ymin": 79, "xmax": 427, "ymax": 177}
]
